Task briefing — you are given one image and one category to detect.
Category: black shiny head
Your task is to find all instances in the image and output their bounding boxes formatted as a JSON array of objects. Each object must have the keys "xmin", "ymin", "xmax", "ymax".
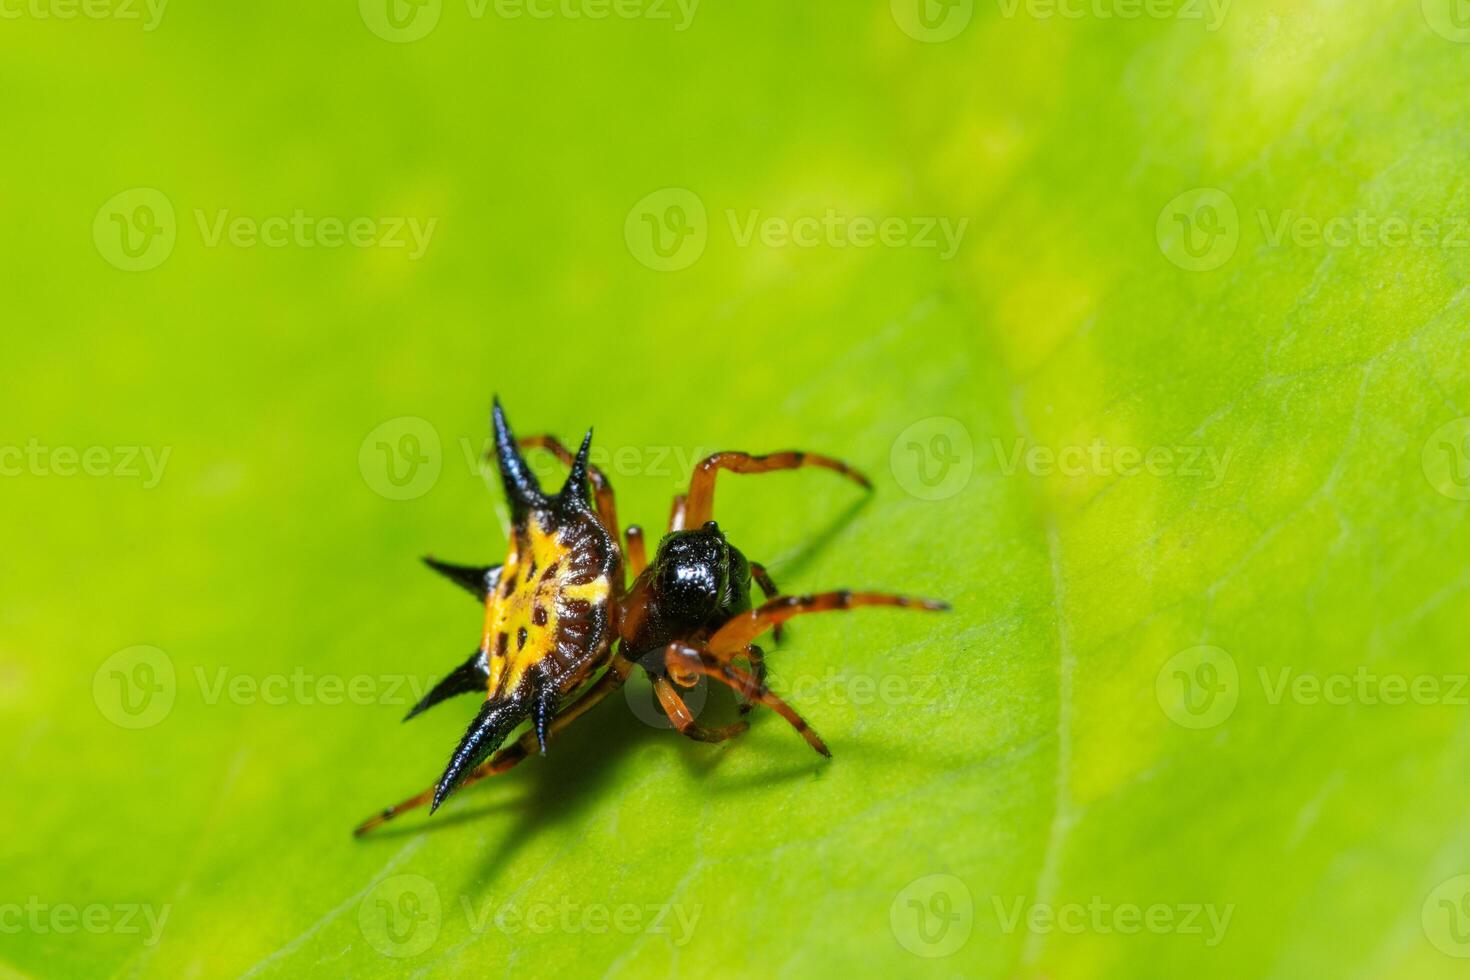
[{"xmin": 629, "ymin": 522, "xmax": 752, "ymax": 655}]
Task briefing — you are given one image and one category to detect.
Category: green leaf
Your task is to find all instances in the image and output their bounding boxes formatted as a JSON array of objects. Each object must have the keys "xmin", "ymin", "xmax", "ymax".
[{"xmin": 5, "ymin": 2, "xmax": 1470, "ymax": 978}]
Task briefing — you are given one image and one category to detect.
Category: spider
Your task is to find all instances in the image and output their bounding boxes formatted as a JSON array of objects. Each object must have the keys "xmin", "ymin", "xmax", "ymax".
[{"xmin": 354, "ymin": 400, "xmax": 947, "ymax": 836}]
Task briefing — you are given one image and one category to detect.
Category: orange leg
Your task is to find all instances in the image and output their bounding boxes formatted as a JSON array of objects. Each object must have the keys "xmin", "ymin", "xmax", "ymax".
[
  {"xmin": 625, "ymin": 525, "xmax": 648, "ymax": 578},
  {"xmin": 709, "ymin": 591, "xmax": 948, "ymax": 657},
  {"xmin": 354, "ymin": 653, "xmax": 636, "ymax": 837},
  {"xmin": 516, "ymin": 435, "xmax": 619, "ymax": 535},
  {"xmin": 668, "ymin": 493, "xmax": 687, "ymax": 533},
  {"xmin": 653, "ymin": 676, "xmax": 749, "ymax": 743},
  {"xmin": 677, "ymin": 451, "xmax": 871, "ymax": 530},
  {"xmin": 664, "ymin": 642, "xmax": 828, "ymax": 757}
]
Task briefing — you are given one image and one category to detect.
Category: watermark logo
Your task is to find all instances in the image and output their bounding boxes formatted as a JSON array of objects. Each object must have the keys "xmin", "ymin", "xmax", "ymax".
[
  {"xmin": 1157, "ymin": 188, "xmax": 1239, "ymax": 272},
  {"xmin": 626, "ymin": 188, "xmax": 708, "ymax": 272},
  {"xmin": 360, "ymin": 0, "xmax": 442, "ymax": 41},
  {"xmin": 360, "ymin": 874, "xmax": 442, "ymax": 957},
  {"xmin": 1156, "ymin": 645, "xmax": 1238, "ymax": 729},
  {"xmin": 1423, "ymin": 0, "xmax": 1470, "ymax": 43},
  {"xmin": 891, "ymin": 0, "xmax": 973, "ymax": 42},
  {"xmin": 890, "ymin": 874, "xmax": 973, "ymax": 958},
  {"xmin": 1424, "ymin": 875, "xmax": 1470, "ymax": 957},
  {"xmin": 94, "ymin": 646, "xmax": 176, "ymax": 729},
  {"xmin": 890, "ymin": 417, "xmax": 974, "ymax": 501},
  {"xmin": 94, "ymin": 188, "xmax": 176, "ymax": 272},
  {"xmin": 1422, "ymin": 418, "xmax": 1470, "ymax": 501},
  {"xmin": 360, "ymin": 417, "xmax": 442, "ymax": 500}
]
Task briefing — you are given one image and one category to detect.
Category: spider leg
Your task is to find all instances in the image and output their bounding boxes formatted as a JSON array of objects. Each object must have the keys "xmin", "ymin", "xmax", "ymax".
[
  {"xmin": 653, "ymin": 676, "xmax": 749, "ymax": 743},
  {"xmin": 511, "ymin": 435, "xmax": 619, "ymax": 535},
  {"xmin": 708, "ymin": 591, "xmax": 948, "ymax": 657},
  {"xmin": 676, "ymin": 451, "xmax": 871, "ymax": 529},
  {"xmin": 354, "ymin": 653, "xmax": 636, "ymax": 837},
  {"xmin": 748, "ymin": 561, "xmax": 783, "ymax": 643},
  {"xmin": 663, "ymin": 642, "xmax": 828, "ymax": 757},
  {"xmin": 736, "ymin": 644, "xmax": 766, "ymax": 715},
  {"xmin": 668, "ymin": 493, "xmax": 687, "ymax": 532},
  {"xmin": 750, "ymin": 562, "xmax": 778, "ymax": 599},
  {"xmin": 625, "ymin": 525, "xmax": 648, "ymax": 578}
]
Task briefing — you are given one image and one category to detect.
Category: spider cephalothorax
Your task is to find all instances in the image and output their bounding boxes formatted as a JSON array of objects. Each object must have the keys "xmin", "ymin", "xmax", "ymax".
[
  {"xmin": 620, "ymin": 522, "xmax": 755, "ymax": 656},
  {"xmin": 355, "ymin": 402, "xmax": 945, "ymax": 837}
]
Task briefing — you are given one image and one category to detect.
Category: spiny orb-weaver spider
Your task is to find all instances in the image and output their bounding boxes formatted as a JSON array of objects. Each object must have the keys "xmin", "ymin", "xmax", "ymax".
[{"xmin": 354, "ymin": 400, "xmax": 947, "ymax": 836}]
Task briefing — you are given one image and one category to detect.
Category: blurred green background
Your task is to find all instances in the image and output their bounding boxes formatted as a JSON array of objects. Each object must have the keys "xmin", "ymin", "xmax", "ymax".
[{"xmin": 6, "ymin": 0, "xmax": 1470, "ymax": 976}]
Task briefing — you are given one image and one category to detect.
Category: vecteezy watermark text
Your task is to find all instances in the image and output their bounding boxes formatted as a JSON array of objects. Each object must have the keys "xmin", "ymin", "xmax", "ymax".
[
  {"xmin": 358, "ymin": 874, "xmax": 700, "ymax": 958},
  {"xmin": 459, "ymin": 895, "xmax": 700, "ymax": 943},
  {"xmin": 474, "ymin": 0, "xmax": 698, "ymax": 28},
  {"xmin": 1257, "ymin": 210, "xmax": 1470, "ymax": 250},
  {"xmin": 93, "ymin": 645, "xmax": 450, "ymax": 730},
  {"xmin": 992, "ymin": 437, "xmax": 1231, "ymax": 487},
  {"xmin": 1157, "ymin": 646, "xmax": 1470, "ymax": 731},
  {"xmin": 1259, "ymin": 667, "xmax": 1470, "ymax": 706},
  {"xmin": 358, "ymin": 415, "xmax": 725, "ymax": 502},
  {"xmin": 193, "ymin": 209, "xmax": 436, "ymax": 259},
  {"xmin": 991, "ymin": 896, "xmax": 1233, "ymax": 945},
  {"xmin": 457, "ymin": 437, "xmax": 716, "ymax": 485},
  {"xmin": 359, "ymin": 0, "xmax": 700, "ymax": 43},
  {"xmin": 725, "ymin": 209, "xmax": 967, "ymax": 260},
  {"xmin": 1159, "ymin": 187, "xmax": 1470, "ymax": 272},
  {"xmin": 93, "ymin": 188, "xmax": 438, "ymax": 272},
  {"xmin": 994, "ymin": 0, "xmax": 1230, "ymax": 30},
  {"xmin": 0, "ymin": 440, "xmax": 170, "ymax": 488},
  {"xmin": 625, "ymin": 667, "xmax": 969, "ymax": 731},
  {"xmin": 0, "ymin": 0, "xmax": 168, "ymax": 30},
  {"xmin": 0, "ymin": 899, "xmax": 170, "ymax": 946},
  {"xmin": 194, "ymin": 667, "xmax": 436, "ymax": 708},
  {"xmin": 624, "ymin": 188, "xmax": 969, "ymax": 271}
]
